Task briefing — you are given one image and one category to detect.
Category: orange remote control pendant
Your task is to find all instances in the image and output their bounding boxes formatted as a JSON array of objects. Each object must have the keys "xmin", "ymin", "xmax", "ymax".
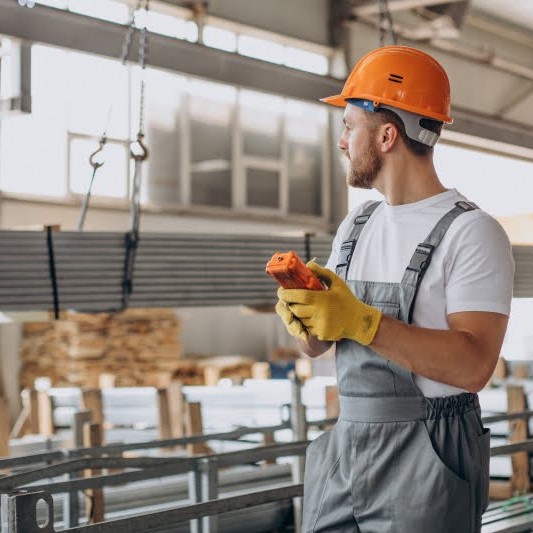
[{"xmin": 266, "ymin": 251, "xmax": 324, "ymax": 290}]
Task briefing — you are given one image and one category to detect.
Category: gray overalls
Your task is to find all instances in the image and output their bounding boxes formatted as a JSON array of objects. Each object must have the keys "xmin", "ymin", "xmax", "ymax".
[{"xmin": 302, "ymin": 201, "xmax": 491, "ymax": 533}]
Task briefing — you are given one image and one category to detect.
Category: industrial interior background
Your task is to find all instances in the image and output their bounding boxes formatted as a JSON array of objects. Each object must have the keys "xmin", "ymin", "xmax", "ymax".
[{"xmin": 0, "ymin": 0, "xmax": 532, "ymax": 531}]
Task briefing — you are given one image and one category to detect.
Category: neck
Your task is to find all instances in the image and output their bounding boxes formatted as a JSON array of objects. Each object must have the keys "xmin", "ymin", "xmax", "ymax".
[{"xmin": 374, "ymin": 153, "xmax": 446, "ymax": 206}]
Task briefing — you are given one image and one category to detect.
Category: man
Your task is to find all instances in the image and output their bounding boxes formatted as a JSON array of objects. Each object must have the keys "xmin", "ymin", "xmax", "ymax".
[{"xmin": 276, "ymin": 46, "xmax": 514, "ymax": 532}]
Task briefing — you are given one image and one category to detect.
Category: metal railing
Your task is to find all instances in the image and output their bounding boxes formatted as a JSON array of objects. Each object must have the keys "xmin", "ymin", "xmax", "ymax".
[
  {"xmin": 0, "ymin": 377, "xmax": 334, "ymax": 532},
  {"xmin": 3, "ymin": 386, "xmax": 531, "ymax": 532}
]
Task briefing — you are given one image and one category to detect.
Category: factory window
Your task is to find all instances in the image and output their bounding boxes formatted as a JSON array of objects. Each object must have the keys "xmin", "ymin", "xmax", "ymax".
[
  {"xmin": 203, "ymin": 25, "xmax": 238, "ymax": 53},
  {"xmin": 285, "ymin": 46, "xmax": 329, "ymax": 75},
  {"xmin": 0, "ymin": 39, "xmax": 14, "ymax": 100},
  {"xmin": 68, "ymin": 0, "xmax": 129, "ymax": 24},
  {"xmin": 238, "ymin": 35, "xmax": 285, "ymax": 65},
  {"xmin": 136, "ymin": 68, "xmax": 187, "ymax": 206},
  {"xmin": 236, "ymin": 34, "xmax": 329, "ymax": 75},
  {"xmin": 187, "ymin": 80, "xmax": 237, "ymax": 208},
  {"xmin": 348, "ymin": 137, "xmax": 533, "ymax": 218},
  {"xmin": 0, "ymin": 43, "xmax": 328, "ymax": 220},
  {"xmin": 0, "ymin": 44, "xmax": 68, "ymax": 197},
  {"xmin": 434, "ymin": 143, "xmax": 533, "ymax": 217},
  {"xmin": 34, "ymin": 0, "xmax": 68, "ymax": 8},
  {"xmin": 286, "ymin": 101, "xmax": 326, "ymax": 216},
  {"xmin": 141, "ymin": 9, "xmax": 198, "ymax": 41}
]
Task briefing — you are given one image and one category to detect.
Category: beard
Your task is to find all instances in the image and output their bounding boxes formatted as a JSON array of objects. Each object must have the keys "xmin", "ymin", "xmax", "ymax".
[{"xmin": 346, "ymin": 137, "xmax": 382, "ymax": 189}]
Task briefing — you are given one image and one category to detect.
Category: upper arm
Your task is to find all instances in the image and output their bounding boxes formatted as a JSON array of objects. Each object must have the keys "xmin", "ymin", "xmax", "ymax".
[
  {"xmin": 445, "ymin": 214, "xmax": 514, "ymax": 316},
  {"xmin": 447, "ymin": 311, "xmax": 509, "ymax": 380}
]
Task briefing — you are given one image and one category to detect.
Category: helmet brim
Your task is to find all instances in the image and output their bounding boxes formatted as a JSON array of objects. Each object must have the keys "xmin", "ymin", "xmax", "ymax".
[
  {"xmin": 320, "ymin": 93, "xmax": 453, "ymax": 123},
  {"xmin": 319, "ymin": 94, "xmax": 347, "ymax": 107}
]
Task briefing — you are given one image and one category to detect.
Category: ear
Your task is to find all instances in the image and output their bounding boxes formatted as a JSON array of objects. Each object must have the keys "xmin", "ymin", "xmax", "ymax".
[{"xmin": 378, "ymin": 123, "xmax": 399, "ymax": 153}]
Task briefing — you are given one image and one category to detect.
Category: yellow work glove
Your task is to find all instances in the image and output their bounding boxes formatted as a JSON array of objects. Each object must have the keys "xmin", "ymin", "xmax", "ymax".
[
  {"xmin": 275, "ymin": 299, "xmax": 309, "ymax": 342},
  {"xmin": 278, "ymin": 261, "xmax": 382, "ymax": 345}
]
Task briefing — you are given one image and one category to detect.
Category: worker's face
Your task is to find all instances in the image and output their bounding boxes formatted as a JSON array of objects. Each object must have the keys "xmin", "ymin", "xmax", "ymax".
[{"xmin": 338, "ymin": 105, "xmax": 382, "ymax": 189}]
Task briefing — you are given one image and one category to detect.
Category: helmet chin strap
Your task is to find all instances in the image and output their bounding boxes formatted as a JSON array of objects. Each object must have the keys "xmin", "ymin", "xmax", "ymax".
[{"xmin": 346, "ymin": 98, "xmax": 440, "ymax": 147}]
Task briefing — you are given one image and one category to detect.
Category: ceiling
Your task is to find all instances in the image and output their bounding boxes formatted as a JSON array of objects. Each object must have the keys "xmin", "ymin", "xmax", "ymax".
[{"xmin": 471, "ymin": 0, "xmax": 533, "ymax": 32}]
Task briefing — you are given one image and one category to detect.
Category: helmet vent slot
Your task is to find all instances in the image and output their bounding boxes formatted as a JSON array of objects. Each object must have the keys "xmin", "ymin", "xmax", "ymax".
[{"xmin": 388, "ymin": 73, "xmax": 403, "ymax": 83}]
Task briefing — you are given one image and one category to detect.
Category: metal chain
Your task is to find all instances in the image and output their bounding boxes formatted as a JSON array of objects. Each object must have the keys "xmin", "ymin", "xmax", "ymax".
[
  {"xmin": 122, "ymin": 0, "xmax": 150, "ymax": 310},
  {"xmin": 378, "ymin": 0, "xmax": 397, "ymax": 46},
  {"xmin": 137, "ymin": 0, "xmax": 150, "ymax": 137},
  {"xmin": 121, "ymin": 0, "xmax": 144, "ymax": 65}
]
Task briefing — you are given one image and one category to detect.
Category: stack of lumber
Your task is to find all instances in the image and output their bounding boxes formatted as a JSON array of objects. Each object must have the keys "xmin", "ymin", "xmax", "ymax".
[
  {"xmin": 20, "ymin": 309, "xmax": 182, "ymax": 388},
  {"xmin": 196, "ymin": 355, "xmax": 255, "ymax": 386},
  {"xmin": 166, "ymin": 355, "xmax": 257, "ymax": 386}
]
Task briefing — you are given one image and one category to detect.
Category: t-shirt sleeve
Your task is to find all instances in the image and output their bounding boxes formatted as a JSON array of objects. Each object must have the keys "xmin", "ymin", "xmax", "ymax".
[{"xmin": 445, "ymin": 214, "xmax": 514, "ymax": 316}]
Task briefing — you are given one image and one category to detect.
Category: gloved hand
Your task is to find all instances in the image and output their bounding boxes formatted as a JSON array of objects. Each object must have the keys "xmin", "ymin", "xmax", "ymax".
[
  {"xmin": 275, "ymin": 299, "xmax": 309, "ymax": 342},
  {"xmin": 278, "ymin": 261, "xmax": 382, "ymax": 345}
]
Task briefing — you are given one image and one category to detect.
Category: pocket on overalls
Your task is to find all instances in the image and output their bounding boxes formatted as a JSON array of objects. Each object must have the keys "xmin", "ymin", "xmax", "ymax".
[
  {"xmin": 477, "ymin": 428, "xmax": 491, "ymax": 512},
  {"xmin": 303, "ymin": 426, "xmax": 340, "ymax": 532},
  {"xmin": 369, "ymin": 302, "xmax": 400, "ymax": 319},
  {"xmin": 421, "ymin": 419, "xmax": 470, "ymax": 485},
  {"xmin": 394, "ymin": 421, "xmax": 471, "ymax": 533}
]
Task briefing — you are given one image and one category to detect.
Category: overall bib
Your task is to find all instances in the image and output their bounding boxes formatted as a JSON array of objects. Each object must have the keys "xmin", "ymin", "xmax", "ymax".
[{"xmin": 302, "ymin": 201, "xmax": 491, "ymax": 533}]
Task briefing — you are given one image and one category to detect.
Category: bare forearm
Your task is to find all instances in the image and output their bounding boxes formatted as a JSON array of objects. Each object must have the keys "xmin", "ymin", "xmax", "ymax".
[
  {"xmin": 370, "ymin": 316, "xmax": 497, "ymax": 392},
  {"xmin": 298, "ymin": 336, "xmax": 333, "ymax": 358}
]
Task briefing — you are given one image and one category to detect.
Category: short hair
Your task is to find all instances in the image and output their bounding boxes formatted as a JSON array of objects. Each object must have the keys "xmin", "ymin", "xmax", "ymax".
[{"xmin": 366, "ymin": 108, "xmax": 443, "ymax": 157}]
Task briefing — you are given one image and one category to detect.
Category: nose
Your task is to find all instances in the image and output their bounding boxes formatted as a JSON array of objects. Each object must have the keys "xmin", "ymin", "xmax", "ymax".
[{"xmin": 337, "ymin": 128, "xmax": 348, "ymax": 152}]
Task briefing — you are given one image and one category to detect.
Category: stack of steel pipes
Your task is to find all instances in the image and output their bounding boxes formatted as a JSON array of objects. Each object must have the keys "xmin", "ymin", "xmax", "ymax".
[{"xmin": 0, "ymin": 231, "xmax": 333, "ymax": 312}]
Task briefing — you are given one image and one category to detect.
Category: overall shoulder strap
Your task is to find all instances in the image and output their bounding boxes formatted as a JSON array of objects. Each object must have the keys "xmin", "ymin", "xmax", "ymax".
[
  {"xmin": 336, "ymin": 201, "xmax": 381, "ymax": 280},
  {"xmin": 402, "ymin": 200, "xmax": 478, "ymax": 322}
]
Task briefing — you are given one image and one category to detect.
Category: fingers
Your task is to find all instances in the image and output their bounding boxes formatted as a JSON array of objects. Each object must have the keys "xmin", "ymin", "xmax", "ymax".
[
  {"xmin": 278, "ymin": 287, "xmax": 317, "ymax": 305},
  {"xmin": 289, "ymin": 303, "xmax": 314, "ymax": 319},
  {"xmin": 275, "ymin": 300, "xmax": 293, "ymax": 323},
  {"xmin": 275, "ymin": 300, "xmax": 308, "ymax": 341},
  {"xmin": 307, "ymin": 261, "xmax": 336, "ymax": 287}
]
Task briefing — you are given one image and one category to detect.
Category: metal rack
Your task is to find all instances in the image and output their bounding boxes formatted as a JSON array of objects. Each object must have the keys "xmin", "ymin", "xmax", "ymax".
[{"xmin": 0, "ymin": 377, "xmax": 334, "ymax": 533}]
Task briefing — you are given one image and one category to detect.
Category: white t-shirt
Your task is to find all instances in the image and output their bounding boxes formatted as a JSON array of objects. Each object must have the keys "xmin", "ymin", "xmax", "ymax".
[{"xmin": 325, "ymin": 188, "xmax": 515, "ymax": 397}]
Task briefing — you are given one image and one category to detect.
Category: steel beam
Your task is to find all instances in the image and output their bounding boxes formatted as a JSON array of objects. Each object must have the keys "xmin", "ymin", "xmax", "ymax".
[
  {"xmin": 351, "ymin": 0, "xmax": 467, "ymax": 17},
  {"xmin": 2, "ymin": 2, "xmax": 533, "ymax": 151},
  {"xmin": 448, "ymin": 108, "xmax": 533, "ymax": 151},
  {"xmin": 4, "ymin": 484, "xmax": 303, "ymax": 533},
  {"xmin": 491, "ymin": 438, "xmax": 533, "ymax": 456},
  {"xmin": 0, "ymin": 1, "xmax": 341, "ymax": 103}
]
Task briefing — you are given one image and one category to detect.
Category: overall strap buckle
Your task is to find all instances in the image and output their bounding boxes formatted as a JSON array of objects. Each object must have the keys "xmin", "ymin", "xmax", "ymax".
[
  {"xmin": 336, "ymin": 201, "xmax": 381, "ymax": 279},
  {"xmin": 338, "ymin": 240, "xmax": 355, "ymax": 267},
  {"xmin": 455, "ymin": 200, "xmax": 477, "ymax": 211},
  {"xmin": 355, "ymin": 214, "xmax": 371, "ymax": 225},
  {"xmin": 407, "ymin": 243, "xmax": 435, "ymax": 273}
]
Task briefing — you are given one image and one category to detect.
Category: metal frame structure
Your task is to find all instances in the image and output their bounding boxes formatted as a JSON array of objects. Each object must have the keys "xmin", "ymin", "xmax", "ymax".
[
  {"xmin": 1, "ymin": 8, "xmax": 332, "ymax": 227},
  {"xmin": 0, "ymin": 377, "xmax": 335, "ymax": 532},
  {"xmin": 0, "ymin": 38, "xmax": 31, "ymax": 115},
  {"xmin": 2, "ymin": 0, "xmax": 533, "ymax": 152},
  {"xmin": 0, "ymin": 1, "xmax": 339, "ymax": 104},
  {"xmin": 3, "ymin": 400, "xmax": 533, "ymax": 531}
]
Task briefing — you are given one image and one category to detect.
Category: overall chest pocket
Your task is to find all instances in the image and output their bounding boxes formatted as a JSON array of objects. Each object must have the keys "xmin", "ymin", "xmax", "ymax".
[{"xmin": 370, "ymin": 302, "xmax": 400, "ymax": 319}]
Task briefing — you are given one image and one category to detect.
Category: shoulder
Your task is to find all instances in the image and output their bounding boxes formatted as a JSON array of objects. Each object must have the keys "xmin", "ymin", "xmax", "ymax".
[
  {"xmin": 448, "ymin": 207, "xmax": 511, "ymax": 249},
  {"xmin": 442, "ymin": 206, "xmax": 514, "ymax": 285},
  {"xmin": 442, "ymin": 207, "xmax": 514, "ymax": 315}
]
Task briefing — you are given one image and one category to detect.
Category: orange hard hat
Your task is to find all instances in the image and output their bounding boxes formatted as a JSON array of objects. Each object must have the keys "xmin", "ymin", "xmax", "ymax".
[{"xmin": 321, "ymin": 46, "xmax": 452, "ymax": 124}]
